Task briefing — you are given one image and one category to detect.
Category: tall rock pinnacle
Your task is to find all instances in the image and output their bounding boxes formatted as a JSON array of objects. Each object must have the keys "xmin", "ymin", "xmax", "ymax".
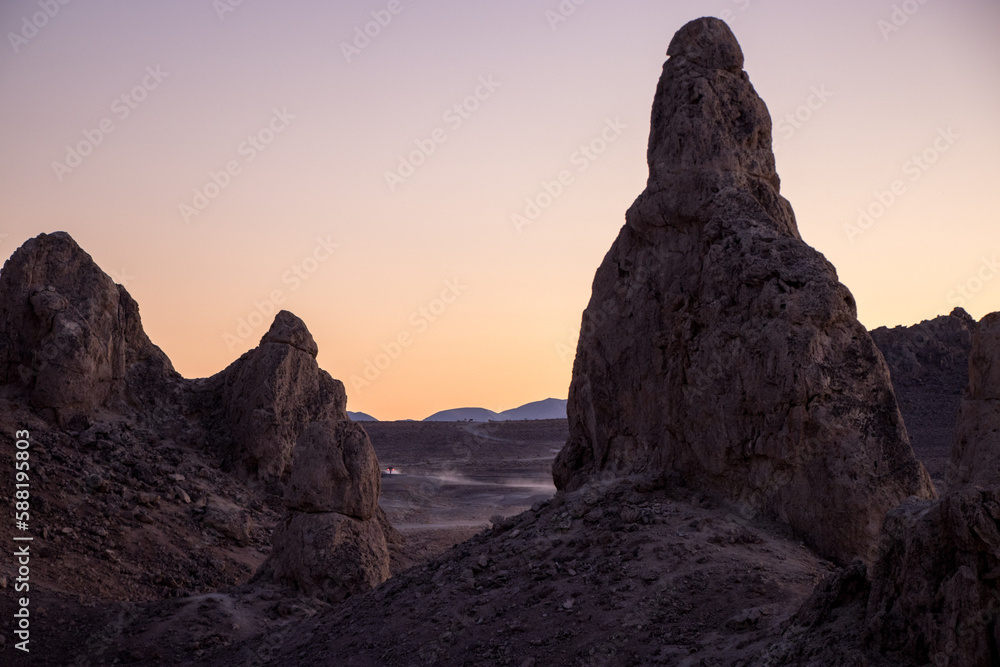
[{"xmin": 553, "ymin": 17, "xmax": 934, "ymax": 564}]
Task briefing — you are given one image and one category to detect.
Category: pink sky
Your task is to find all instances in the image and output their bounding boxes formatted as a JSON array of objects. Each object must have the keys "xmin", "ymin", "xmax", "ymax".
[{"xmin": 1, "ymin": 0, "xmax": 998, "ymax": 419}]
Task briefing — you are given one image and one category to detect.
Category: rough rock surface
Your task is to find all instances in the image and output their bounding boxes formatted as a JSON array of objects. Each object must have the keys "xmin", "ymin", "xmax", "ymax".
[
  {"xmin": 871, "ymin": 307, "xmax": 977, "ymax": 488},
  {"xmin": 286, "ymin": 419, "xmax": 380, "ymax": 518},
  {"xmin": 863, "ymin": 488, "xmax": 1000, "ymax": 666},
  {"xmin": 763, "ymin": 311, "xmax": 1000, "ymax": 667},
  {"xmin": 209, "ymin": 311, "xmax": 347, "ymax": 484},
  {"xmin": 253, "ymin": 419, "xmax": 393, "ymax": 602},
  {"xmin": 254, "ymin": 511, "xmax": 391, "ymax": 604},
  {"xmin": 552, "ymin": 16, "xmax": 934, "ymax": 565},
  {"xmin": 0, "ymin": 231, "xmax": 395, "ymax": 609},
  {"xmin": 947, "ymin": 311, "xmax": 1000, "ymax": 490},
  {"xmin": 0, "ymin": 231, "xmax": 176, "ymax": 426}
]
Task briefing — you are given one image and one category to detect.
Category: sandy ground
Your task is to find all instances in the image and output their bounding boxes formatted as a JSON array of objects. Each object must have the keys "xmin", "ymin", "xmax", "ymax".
[{"xmin": 365, "ymin": 419, "xmax": 566, "ymax": 571}]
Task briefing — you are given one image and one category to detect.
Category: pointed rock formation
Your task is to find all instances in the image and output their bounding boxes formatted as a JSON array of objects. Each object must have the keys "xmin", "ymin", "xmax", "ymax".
[
  {"xmin": 0, "ymin": 231, "xmax": 175, "ymax": 426},
  {"xmin": 553, "ymin": 17, "xmax": 934, "ymax": 564},
  {"xmin": 0, "ymin": 231, "xmax": 398, "ymax": 603},
  {"xmin": 209, "ymin": 311, "xmax": 347, "ymax": 485}
]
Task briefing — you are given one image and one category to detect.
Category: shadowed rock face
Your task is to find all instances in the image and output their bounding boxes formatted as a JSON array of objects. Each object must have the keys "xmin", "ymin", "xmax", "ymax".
[
  {"xmin": 211, "ymin": 312, "xmax": 347, "ymax": 484},
  {"xmin": 553, "ymin": 17, "xmax": 934, "ymax": 565},
  {"xmin": 862, "ymin": 312, "xmax": 1000, "ymax": 666},
  {"xmin": 253, "ymin": 419, "xmax": 394, "ymax": 602},
  {"xmin": 0, "ymin": 231, "xmax": 175, "ymax": 426},
  {"xmin": 871, "ymin": 307, "xmax": 977, "ymax": 488},
  {"xmin": 0, "ymin": 231, "xmax": 395, "ymax": 603},
  {"xmin": 947, "ymin": 312, "xmax": 1000, "ymax": 491}
]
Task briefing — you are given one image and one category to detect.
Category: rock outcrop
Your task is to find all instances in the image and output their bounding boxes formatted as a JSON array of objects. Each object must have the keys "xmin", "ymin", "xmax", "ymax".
[
  {"xmin": 0, "ymin": 231, "xmax": 176, "ymax": 426},
  {"xmin": 253, "ymin": 419, "xmax": 393, "ymax": 602},
  {"xmin": 871, "ymin": 308, "xmax": 977, "ymax": 487},
  {"xmin": 947, "ymin": 312, "xmax": 1000, "ymax": 490},
  {"xmin": 864, "ymin": 313, "xmax": 1000, "ymax": 666},
  {"xmin": 0, "ymin": 231, "xmax": 396, "ymax": 603},
  {"xmin": 862, "ymin": 488, "xmax": 1000, "ymax": 666},
  {"xmin": 210, "ymin": 311, "xmax": 347, "ymax": 485},
  {"xmin": 553, "ymin": 16, "xmax": 934, "ymax": 564},
  {"xmin": 764, "ymin": 311, "xmax": 1000, "ymax": 666}
]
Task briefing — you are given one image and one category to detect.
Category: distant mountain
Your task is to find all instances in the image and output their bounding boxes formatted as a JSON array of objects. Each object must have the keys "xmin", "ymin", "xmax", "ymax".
[
  {"xmin": 499, "ymin": 398, "xmax": 567, "ymax": 421},
  {"xmin": 422, "ymin": 399, "xmax": 568, "ymax": 422},
  {"xmin": 348, "ymin": 411, "xmax": 378, "ymax": 422},
  {"xmin": 423, "ymin": 407, "xmax": 501, "ymax": 422}
]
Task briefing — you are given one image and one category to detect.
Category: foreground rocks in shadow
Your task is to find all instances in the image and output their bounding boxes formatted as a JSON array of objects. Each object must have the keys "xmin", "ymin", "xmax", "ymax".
[
  {"xmin": 871, "ymin": 307, "xmax": 977, "ymax": 488},
  {"xmin": 209, "ymin": 311, "xmax": 348, "ymax": 485},
  {"xmin": 552, "ymin": 16, "xmax": 934, "ymax": 565},
  {"xmin": 253, "ymin": 419, "xmax": 394, "ymax": 602},
  {"xmin": 947, "ymin": 311, "xmax": 1000, "ymax": 491},
  {"xmin": 763, "ymin": 311, "xmax": 1000, "ymax": 667},
  {"xmin": 866, "ymin": 311, "xmax": 1000, "ymax": 665}
]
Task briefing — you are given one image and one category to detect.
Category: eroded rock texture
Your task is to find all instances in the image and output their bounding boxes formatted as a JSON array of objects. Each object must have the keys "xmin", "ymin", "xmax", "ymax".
[
  {"xmin": 862, "ymin": 313, "xmax": 1000, "ymax": 665},
  {"xmin": 553, "ymin": 16, "xmax": 933, "ymax": 565},
  {"xmin": 0, "ymin": 231, "xmax": 176, "ymax": 426},
  {"xmin": 210, "ymin": 311, "xmax": 347, "ymax": 484},
  {"xmin": 0, "ymin": 231, "xmax": 394, "ymax": 603},
  {"xmin": 948, "ymin": 312, "xmax": 1000, "ymax": 491},
  {"xmin": 254, "ymin": 420, "xmax": 394, "ymax": 602}
]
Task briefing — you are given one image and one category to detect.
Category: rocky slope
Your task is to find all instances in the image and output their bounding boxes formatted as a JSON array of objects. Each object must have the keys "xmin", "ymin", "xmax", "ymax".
[
  {"xmin": 0, "ymin": 233, "xmax": 394, "ymax": 619},
  {"xmin": 2, "ymin": 16, "xmax": 996, "ymax": 667},
  {"xmin": 871, "ymin": 308, "xmax": 977, "ymax": 489},
  {"xmin": 762, "ymin": 310, "xmax": 1000, "ymax": 667},
  {"xmin": 552, "ymin": 16, "xmax": 933, "ymax": 565}
]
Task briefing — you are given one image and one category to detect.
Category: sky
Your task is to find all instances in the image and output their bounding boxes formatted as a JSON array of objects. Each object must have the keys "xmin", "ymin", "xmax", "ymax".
[{"xmin": 1, "ymin": 0, "xmax": 998, "ymax": 420}]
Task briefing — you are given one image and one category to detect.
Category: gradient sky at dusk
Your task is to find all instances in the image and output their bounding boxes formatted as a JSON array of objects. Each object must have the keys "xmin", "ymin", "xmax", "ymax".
[{"xmin": 1, "ymin": 0, "xmax": 998, "ymax": 420}]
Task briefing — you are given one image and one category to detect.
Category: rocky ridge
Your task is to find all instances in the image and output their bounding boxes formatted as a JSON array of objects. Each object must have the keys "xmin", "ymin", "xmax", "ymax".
[
  {"xmin": 871, "ymin": 307, "xmax": 977, "ymax": 489},
  {"xmin": 0, "ymin": 231, "xmax": 393, "ymax": 607},
  {"xmin": 762, "ymin": 310, "xmax": 1000, "ymax": 667}
]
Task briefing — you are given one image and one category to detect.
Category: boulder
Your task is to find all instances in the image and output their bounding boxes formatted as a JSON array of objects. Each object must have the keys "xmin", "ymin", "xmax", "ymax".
[
  {"xmin": 202, "ymin": 495, "xmax": 252, "ymax": 546},
  {"xmin": 213, "ymin": 311, "xmax": 347, "ymax": 484},
  {"xmin": 552, "ymin": 16, "xmax": 934, "ymax": 565},
  {"xmin": 0, "ymin": 231, "xmax": 174, "ymax": 426},
  {"xmin": 254, "ymin": 511, "xmax": 390, "ymax": 603},
  {"xmin": 286, "ymin": 419, "xmax": 381, "ymax": 519}
]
